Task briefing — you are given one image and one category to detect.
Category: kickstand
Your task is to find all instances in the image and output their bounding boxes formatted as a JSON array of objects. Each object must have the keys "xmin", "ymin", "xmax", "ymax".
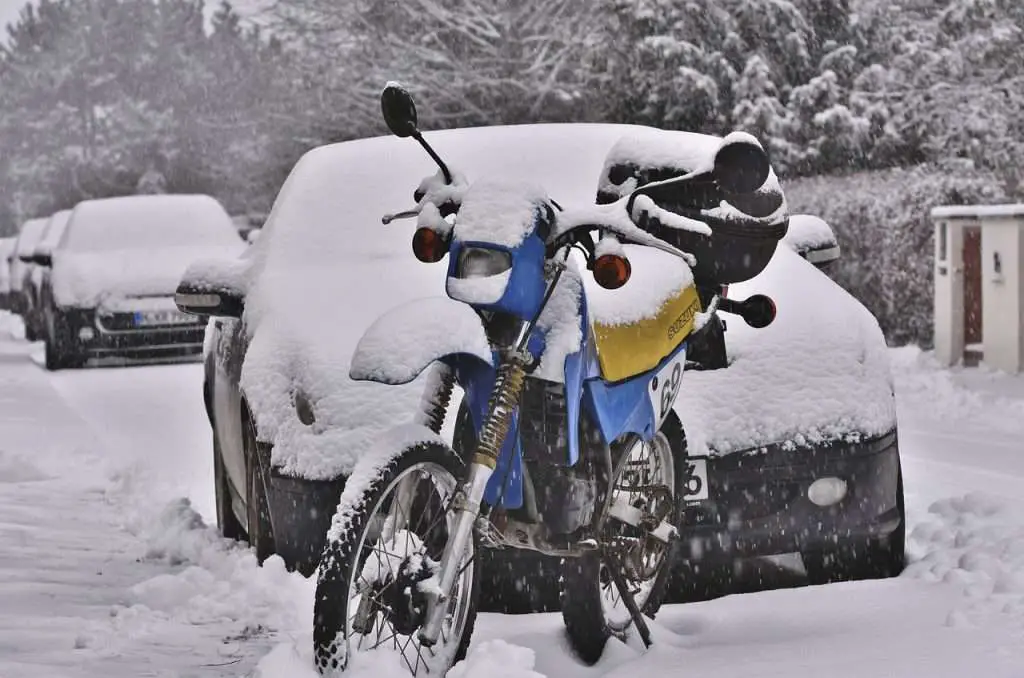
[{"xmin": 601, "ymin": 548, "xmax": 653, "ymax": 649}]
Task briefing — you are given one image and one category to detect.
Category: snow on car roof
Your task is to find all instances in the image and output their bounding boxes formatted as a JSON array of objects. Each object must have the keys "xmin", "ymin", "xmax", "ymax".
[
  {"xmin": 15, "ymin": 218, "xmax": 49, "ymax": 255},
  {"xmin": 239, "ymin": 123, "xmax": 894, "ymax": 480},
  {"xmin": 37, "ymin": 209, "xmax": 72, "ymax": 253},
  {"xmin": 62, "ymin": 194, "xmax": 240, "ymax": 253}
]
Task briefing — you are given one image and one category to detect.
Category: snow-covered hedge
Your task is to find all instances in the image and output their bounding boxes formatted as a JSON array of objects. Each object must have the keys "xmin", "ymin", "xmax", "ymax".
[{"xmin": 785, "ymin": 162, "xmax": 1006, "ymax": 347}]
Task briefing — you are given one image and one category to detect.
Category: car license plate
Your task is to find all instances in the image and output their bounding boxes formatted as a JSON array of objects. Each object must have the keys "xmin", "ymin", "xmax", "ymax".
[
  {"xmin": 681, "ymin": 456, "xmax": 709, "ymax": 502},
  {"xmin": 133, "ymin": 310, "xmax": 193, "ymax": 327}
]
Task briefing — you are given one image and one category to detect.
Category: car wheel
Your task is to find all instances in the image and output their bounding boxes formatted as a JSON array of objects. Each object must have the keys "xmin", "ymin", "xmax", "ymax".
[
  {"xmin": 803, "ymin": 466, "xmax": 906, "ymax": 584},
  {"xmin": 213, "ymin": 434, "xmax": 246, "ymax": 542},
  {"xmin": 44, "ymin": 310, "xmax": 84, "ymax": 371},
  {"xmin": 243, "ymin": 409, "xmax": 275, "ymax": 562},
  {"xmin": 25, "ymin": 314, "xmax": 39, "ymax": 341}
]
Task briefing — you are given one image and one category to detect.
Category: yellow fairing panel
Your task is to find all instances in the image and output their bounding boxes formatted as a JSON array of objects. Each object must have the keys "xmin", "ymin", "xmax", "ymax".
[{"xmin": 592, "ymin": 284, "xmax": 702, "ymax": 383}]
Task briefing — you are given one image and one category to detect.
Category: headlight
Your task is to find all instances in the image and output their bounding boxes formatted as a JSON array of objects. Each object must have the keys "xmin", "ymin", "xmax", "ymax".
[{"xmin": 456, "ymin": 247, "xmax": 512, "ymax": 279}]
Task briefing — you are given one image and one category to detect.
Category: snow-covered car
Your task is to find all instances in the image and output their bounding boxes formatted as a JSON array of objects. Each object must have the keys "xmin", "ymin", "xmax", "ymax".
[
  {"xmin": 177, "ymin": 123, "xmax": 902, "ymax": 605},
  {"xmin": 0, "ymin": 236, "xmax": 16, "ymax": 311},
  {"xmin": 9, "ymin": 217, "xmax": 49, "ymax": 324},
  {"xmin": 39, "ymin": 195, "xmax": 245, "ymax": 370},
  {"xmin": 22, "ymin": 209, "xmax": 72, "ymax": 341}
]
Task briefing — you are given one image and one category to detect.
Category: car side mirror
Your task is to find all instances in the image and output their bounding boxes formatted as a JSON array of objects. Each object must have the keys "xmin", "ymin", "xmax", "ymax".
[
  {"xmin": 175, "ymin": 259, "xmax": 246, "ymax": 319},
  {"xmin": 18, "ymin": 254, "xmax": 33, "ymax": 263},
  {"xmin": 32, "ymin": 252, "xmax": 52, "ymax": 267},
  {"xmin": 784, "ymin": 214, "xmax": 841, "ymax": 269},
  {"xmin": 245, "ymin": 229, "xmax": 262, "ymax": 245}
]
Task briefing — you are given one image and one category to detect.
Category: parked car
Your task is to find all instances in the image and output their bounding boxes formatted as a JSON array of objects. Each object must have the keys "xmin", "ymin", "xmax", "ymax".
[
  {"xmin": 39, "ymin": 194, "xmax": 245, "ymax": 370},
  {"xmin": 10, "ymin": 218, "xmax": 49, "ymax": 325},
  {"xmin": 176, "ymin": 123, "xmax": 901, "ymax": 613},
  {"xmin": 23, "ymin": 210, "xmax": 72, "ymax": 341},
  {"xmin": 0, "ymin": 237, "xmax": 16, "ymax": 311}
]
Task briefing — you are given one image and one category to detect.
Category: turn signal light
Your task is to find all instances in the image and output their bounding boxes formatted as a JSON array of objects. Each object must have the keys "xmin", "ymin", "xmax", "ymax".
[
  {"xmin": 412, "ymin": 227, "xmax": 448, "ymax": 263},
  {"xmin": 593, "ymin": 254, "xmax": 631, "ymax": 289}
]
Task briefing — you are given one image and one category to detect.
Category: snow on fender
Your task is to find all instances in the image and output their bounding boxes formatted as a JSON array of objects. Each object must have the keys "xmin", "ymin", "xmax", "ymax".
[{"xmin": 348, "ymin": 296, "xmax": 493, "ymax": 385}]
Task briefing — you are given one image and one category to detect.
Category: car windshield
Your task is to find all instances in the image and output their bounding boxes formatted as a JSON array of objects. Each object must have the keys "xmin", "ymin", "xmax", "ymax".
[
  {"xmin": 60, "ymin": 195, "xmax": 241, "ymax": 253},
  {"xmin": 37, "ymin": 209, "xmax": 72, "ymax": 252}
]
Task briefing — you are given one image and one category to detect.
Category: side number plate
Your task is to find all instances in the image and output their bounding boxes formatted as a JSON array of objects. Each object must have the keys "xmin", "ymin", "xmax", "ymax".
[{"xmin": 648, "ymin": 351, "xmax": 685, "ymax": 427}]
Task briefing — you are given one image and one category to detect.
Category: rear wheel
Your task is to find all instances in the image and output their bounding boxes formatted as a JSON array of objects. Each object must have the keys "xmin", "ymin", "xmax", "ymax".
[
  {"xmin": 313, "ymin": 442, "xmax": 478, "ymax": 676},
  {"xmin": 243, "ymin": 411, "xmax": 275, "ymax": 562},
  {"xmin": 560, "ymin": 412, "xmax": 687, "ymax": 665},
  {"xmin": 803, "ymin": 466, "xmax": 905, "ymax": 584}
]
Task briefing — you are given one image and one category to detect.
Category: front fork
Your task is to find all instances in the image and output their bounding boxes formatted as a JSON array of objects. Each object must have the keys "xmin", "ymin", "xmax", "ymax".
[{"xmin": 418, "ymin": 356, "xmax": 528, "ymax": 646}]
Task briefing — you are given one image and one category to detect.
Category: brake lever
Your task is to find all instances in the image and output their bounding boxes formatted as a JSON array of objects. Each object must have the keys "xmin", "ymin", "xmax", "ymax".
[{"xmin": 381, "ymin": 208, "xmax": 420, "ymax": 225}]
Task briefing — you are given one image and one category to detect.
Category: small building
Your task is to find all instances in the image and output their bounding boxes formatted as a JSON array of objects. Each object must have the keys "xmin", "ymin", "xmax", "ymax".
[{"xmin": 930, "ymin": 204, "xmax": 1024, "ymax": 372}]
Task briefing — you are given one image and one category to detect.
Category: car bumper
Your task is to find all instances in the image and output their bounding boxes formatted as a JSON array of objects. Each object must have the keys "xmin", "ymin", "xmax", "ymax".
[
  {"xmin": 61, "ymin": 307, "xmax": 207, "ymax": 358},
  {"xmin": 676, "ymin": 428, "xmax": 902, "ymax": 562}
]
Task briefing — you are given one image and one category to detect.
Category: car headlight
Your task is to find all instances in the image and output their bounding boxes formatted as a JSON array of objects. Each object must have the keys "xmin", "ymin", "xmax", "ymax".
[{"xmin": 456, "ymin": 247, "xmax": 512, "ymax": 279}]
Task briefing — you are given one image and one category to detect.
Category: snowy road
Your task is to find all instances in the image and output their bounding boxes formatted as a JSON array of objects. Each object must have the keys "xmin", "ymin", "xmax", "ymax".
[{"xmin": 2, "ymin": 316, "xmax": 1024, "ymax": 677}]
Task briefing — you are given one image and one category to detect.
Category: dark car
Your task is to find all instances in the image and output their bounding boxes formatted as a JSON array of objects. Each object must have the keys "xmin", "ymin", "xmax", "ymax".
[
  {"xmin": 40, "ymin": 194, "xmax": 245, "ymax": 370},
  {"xmin": 177, "ymin": 123, "xmax": 902, "ymax": 610},
  {"xmin": 9, "ymin": 217, "xmax": 48, "ymax": 327},
  {"xmin": 0, "ymin": 237, "xmax": 16, "ymax": 312},
  {"xmin": 22, "ymin": 209, "xmax": 72, "ymax": 341}
]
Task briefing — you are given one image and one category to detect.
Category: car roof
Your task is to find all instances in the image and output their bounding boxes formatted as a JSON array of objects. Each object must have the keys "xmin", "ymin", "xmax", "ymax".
[
  {"xmin": 15, "ymin": 218, "xmax": 49, "ymax": 254},
  {"xmin": 62, "ymin": 194, "xmax": 239, "ymax": 252}
]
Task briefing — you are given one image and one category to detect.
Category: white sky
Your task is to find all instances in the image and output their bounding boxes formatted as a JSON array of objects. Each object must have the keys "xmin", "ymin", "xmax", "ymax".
[{"xmin": 0, "ymin": 0, "xmax": 29, "ymax": 35}]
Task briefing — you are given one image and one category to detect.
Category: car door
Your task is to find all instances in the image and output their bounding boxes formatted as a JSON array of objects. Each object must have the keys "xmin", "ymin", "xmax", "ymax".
[{"xmin": 211, "ymin": 316, "xmax": 249, "ymax": 502}]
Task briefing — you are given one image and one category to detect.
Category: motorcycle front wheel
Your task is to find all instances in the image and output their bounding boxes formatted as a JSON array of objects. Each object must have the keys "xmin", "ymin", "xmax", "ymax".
[{"xmin": 313, "ymin": 442, "xmax": 479, "ymax": 676}]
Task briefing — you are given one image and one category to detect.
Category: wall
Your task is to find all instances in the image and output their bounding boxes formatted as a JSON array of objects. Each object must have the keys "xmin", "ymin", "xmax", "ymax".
[{"xmin": 981, "ymin": 220, "xmax": 1023, "ymax": 372}]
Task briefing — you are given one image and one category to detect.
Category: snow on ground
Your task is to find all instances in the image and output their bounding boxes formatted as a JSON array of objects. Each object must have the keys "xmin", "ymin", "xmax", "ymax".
[{"xmin": 2, "ymin": 311, "xmax": 1024, "ymax": 677}]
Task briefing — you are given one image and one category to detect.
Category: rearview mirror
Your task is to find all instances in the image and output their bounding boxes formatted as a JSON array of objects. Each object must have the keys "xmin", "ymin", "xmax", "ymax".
[
  {"xmin": 175, "ymin": 259, "xmax": 246, "ymax": 318},
  {"xmin": 784, "ymin": 214, "xmax": 841, "ymax": 269},
  {"xmin": 245, "ymin": 229, "xmax": 262, "ymax": 245},
  {"xmin": 381, "ymin": 82, "xmax": 419, "ymax": 138},
  {"xmin": 713, "ymin": 133, "xmax": 771, "ymax": 195},
  {"xmin": 31, "ymin": 252, "xmax": 52, "ymax": 267}
]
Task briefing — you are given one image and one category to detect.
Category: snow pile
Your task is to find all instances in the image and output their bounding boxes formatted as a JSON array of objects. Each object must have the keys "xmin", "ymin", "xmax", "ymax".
[
  {"xmin": 349, "ymin": 297, "xmax": 493, "ymax": 385},
  {"xmin": 448, "ymin": 640, "xmax": 545, "ymax": 678},
  {"xmin": 453, "ymin": 180, "xmax": 550, "ymax": 247},
  {"xmin": 47, "ymin": 195, "xmax": 245, "ymax": 308},
  {"xmin": 51, "ymin": 244, "xmax": 246, "ymax": 308},
  {"xmin": 240, "ymin": 124, "xmax": 641, "ymax": 480},
  {"xmin": 906, "ymin": 493, "xmax": 1024, "ymax": 628},
  {"xmin": 37, "ymin": 208, "xmax": 72, "ymax": 253},
  {"xmin": 674, "ymin": 245, "xmax": 897, "ymax": 456},
  {"xmin": 583, "ymin": 245, "xmax": 695, "ymax": 326},
  {"xmin": 61, "ymin": 194, "xmax": 242, "ymax": 253},
  {"xmin": 782, "ymin": 214, "xmax": 836, "ymax": 252}
]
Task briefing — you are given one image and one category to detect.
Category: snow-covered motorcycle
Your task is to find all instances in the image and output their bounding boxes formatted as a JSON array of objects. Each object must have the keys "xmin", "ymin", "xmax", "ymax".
[{"xmin": 313, "ymin": 83, "xmax": 780, "ymax": 676}]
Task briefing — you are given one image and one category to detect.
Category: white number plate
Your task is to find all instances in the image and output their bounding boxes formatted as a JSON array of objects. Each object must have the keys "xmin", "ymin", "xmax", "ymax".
[
  {"xmin": 648, "ymin": 351, "xmax": 686, "ymax": 427},
  {"xmin": 133, "ymin": 310, "xmax": 194, "ymax": 326},
  {"xmin": 680, "ymin": 457, "xmax": 709, "ymax": 502}
]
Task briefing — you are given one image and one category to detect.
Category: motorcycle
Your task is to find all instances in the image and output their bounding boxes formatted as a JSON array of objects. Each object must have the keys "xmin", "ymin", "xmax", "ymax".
[{"xmin": 312, "ymin": 83, "xmax": 779, "ymax": 676}]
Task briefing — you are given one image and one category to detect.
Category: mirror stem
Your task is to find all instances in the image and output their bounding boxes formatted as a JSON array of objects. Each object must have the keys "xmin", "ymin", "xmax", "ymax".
[{"xmin": 412, "ymin": 131, "xmax": 452, "ymax": 185}]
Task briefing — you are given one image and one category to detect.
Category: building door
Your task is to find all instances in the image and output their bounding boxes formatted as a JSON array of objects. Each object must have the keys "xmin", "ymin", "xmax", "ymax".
[{"xmin": 963, "ymin": 226, "xmax": 983, "ymax": 347}]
